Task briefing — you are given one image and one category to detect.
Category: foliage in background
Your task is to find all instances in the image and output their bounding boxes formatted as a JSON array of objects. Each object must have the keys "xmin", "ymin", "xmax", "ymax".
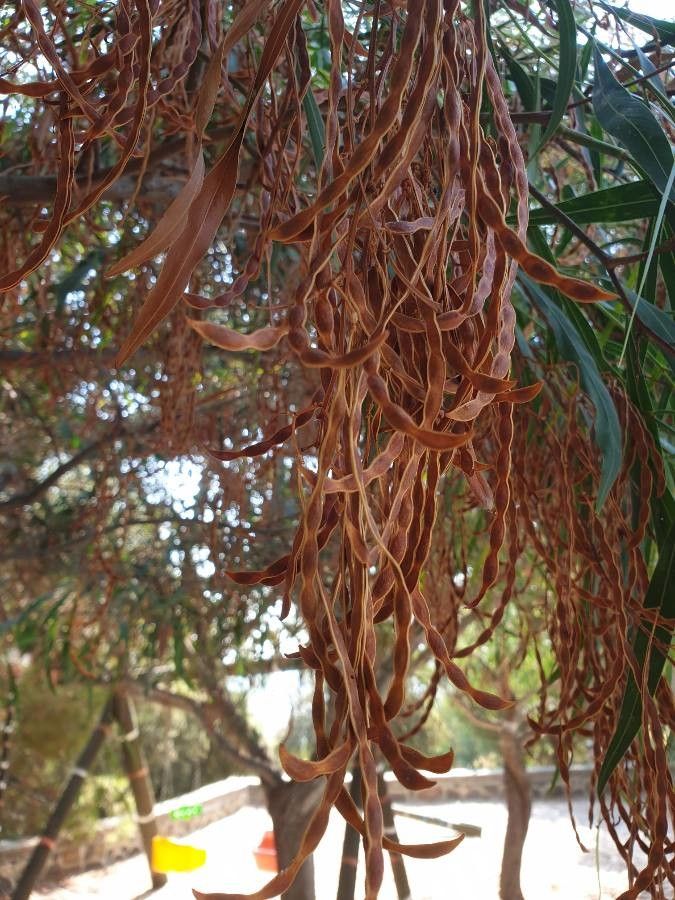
[{"xmin": 0, "ymin": 666, "xmax": 231, "ymax": 841}]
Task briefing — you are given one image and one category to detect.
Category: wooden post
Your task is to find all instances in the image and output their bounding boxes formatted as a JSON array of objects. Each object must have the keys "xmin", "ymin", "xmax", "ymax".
[
  {"xmin": 113, "ymin": 689, "xmax": 167, "ymax": 890},
  {"xmin": 11, "ymin": 698, "xmax": 113, "ymax": 900}
]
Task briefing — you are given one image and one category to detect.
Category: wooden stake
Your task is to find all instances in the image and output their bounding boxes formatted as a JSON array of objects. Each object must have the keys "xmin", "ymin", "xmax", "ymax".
[
  {"xmin": 113, "ymin": 689, "xmax": 167, "ymax": 890},
  {"xmin": 336, "ymin": 765, "xmax": 362, "ymax": 900},
  {"xmin": 11, "ymin": 698, "xmax": 113, "ymax": 900}
]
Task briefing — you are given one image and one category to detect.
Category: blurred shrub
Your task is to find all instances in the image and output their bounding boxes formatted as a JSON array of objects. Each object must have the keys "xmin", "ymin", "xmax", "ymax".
[{"xmin": 0, "ymin": 666, "xmax": 230, "ymax": 840}]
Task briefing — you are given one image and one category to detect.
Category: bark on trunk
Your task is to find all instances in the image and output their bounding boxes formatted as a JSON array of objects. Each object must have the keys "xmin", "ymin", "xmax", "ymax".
[
  {"xmin": 11, "ymin": 699, "xmax": 113, "ymax": 900},
  {"xmin": 266, "ymin": 779, "xmax": 322, "ymax": 900},
  {"xmin": 378, "ymin": 772, "xmax": 411, "ymax": 900},
  {"xmin": 499, "ymin": 725, "xmax": 531, "ymax": 900},
  {"xmin": 336, "ymin": 766, "xmax": 362, "ymax": 900}
]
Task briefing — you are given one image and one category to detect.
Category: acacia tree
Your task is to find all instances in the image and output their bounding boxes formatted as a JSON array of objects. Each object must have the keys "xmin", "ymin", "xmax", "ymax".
[
  {"xmin": 0, "ymin": 2, "xmax": 673, "ymax": 900},
  {"xmin": 0, "ymin": 333, "xmax": 326, "ymax": 899}
]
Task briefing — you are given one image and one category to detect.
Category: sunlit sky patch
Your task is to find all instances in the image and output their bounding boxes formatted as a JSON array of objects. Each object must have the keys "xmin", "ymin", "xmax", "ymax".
[{"xmin": 626, "ymin": 0, "xmax": 671, "ymax": 13}]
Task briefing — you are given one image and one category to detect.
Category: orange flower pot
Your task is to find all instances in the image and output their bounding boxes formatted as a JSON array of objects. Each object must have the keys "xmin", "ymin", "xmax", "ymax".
[{"xmin": 253, "ymin": 830, "xmax": 278, "ymax": 873}]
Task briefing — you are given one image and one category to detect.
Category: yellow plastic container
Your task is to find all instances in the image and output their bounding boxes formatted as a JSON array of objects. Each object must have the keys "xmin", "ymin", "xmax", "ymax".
[{"xmin": 151, "ymin": 835, "xmax": 207, "ymax": 873}]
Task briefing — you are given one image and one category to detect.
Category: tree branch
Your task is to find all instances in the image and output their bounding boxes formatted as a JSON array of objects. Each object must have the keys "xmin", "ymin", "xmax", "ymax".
[
  {"xmin": 124, "ymin": 680, "xmax": 280, "ymax": 788},
  {"xmin": 0, "ymin": 431, "xmax": 115, "ymax": 510},
  {"xmin": 0, "ymin": 346, "xmax": 253, "ymax": 371},
  {"xmin": 0, "ymin": 126, "xmax": 233, "ymax": 207},
  {"xmin": 0, "ymin": 348, "xmax": 120, "ymax": 370}
]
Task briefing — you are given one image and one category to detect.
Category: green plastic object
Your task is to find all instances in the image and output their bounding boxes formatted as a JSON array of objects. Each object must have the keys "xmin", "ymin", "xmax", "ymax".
[{"xmin": 169, "ymin": 803, "xmax": 204, "ymax": 821}]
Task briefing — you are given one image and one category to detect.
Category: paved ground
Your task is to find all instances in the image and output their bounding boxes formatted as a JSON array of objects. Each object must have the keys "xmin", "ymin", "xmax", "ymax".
[{"xmin": 36, "ymin": 798, "xmax": 657, "ymax": 899}]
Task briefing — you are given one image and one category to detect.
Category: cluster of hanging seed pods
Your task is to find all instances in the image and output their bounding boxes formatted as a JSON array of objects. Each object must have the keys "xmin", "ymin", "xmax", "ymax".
[{"xmin": 1, "ymin": 0, "xmax": 671, "ymax": 898}]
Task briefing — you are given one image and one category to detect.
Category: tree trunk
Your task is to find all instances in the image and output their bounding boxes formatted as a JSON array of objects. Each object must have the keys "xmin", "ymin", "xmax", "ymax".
[
  {"xmin": 266, "ymin": 779, "xmax": 322, "ymax": 900},
  {"xmin": 336, "ymin": 766, "xmax": 362, "ymax": 900},
  {"xmin": 11, "ymin": 698, "xmax": 113, "ymax": 900},
  {"xmin": 499, "ymin": 725, "xmax": 531, "ymax": 900},
  {"xmin": 113, "ymin": 690, "xmax": 167, "ymax": 890},
  {"xmin": 378, "ymin": 772, "xmax": 411, "ymax": 900}
]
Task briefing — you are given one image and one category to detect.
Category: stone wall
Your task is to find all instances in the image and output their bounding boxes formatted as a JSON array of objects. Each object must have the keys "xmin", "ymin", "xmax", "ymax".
[
  {"xmin": 385, "ymin": 764, "xmax": 593, "ymax": 803},
  {"xmin": 0, "ymin": 776, "xmax": 263, "ymax": 891},
  {"xmin": 0, "ymin": 766, "xmax": 591, "ymax": 891}
]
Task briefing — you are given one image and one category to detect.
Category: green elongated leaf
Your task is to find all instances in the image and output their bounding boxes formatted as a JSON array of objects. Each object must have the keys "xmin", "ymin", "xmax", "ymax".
[
  {"xmin": 660, "ymin": 241, "xmax": 675, "ymax": 309},
  {"xmin": 522, "ymin": 180, "xmax": 659, "ymax": 226},
  {"xmin": 624, "ymin": 286, "xmax": 675, "ymax": 358},
  {"xmin": 515, "ymin": 323, "xmax": 535, "ymax": 360},
  {"xmin": 601, "ymin": 3, "xmax": 675, "ymax": 46},
  {"xmin": 536, "ymin": 0, "xmax": 577, "ymax": 152},
  {"xmin": 500, "ymin": 40, "xmax": 536, "ymax": 110},
  {"xmin": 558, "ymin": 123, "xmax": 633, "ymax": 164},
  {"xmin": 527, "ymin": 226, "xmax": 612, "ymax": 371},
  {"xmin": 519, "ymin": 275, "xmax": 622, "ymax": 508},
  {"xmin": 577, "ymin": 37, "xmax": 593, "ymax": 85},
  {"xmin": 593, "ymin": 47, "xmax": 675, "ymax": 204},
  {"xmin": 302, "ymin": 87, "xmax": 325, "ymax": 170},
  {"xmin": 634, "ymin": 45, "xmax": 669, "ymax": 104},
  {"xmin": 538, "ymin": 77, "xmax": 560, "ymax": 107},
  {"xmin": 606, "ymin": 304, "xmax": 675, "ymax": 379},
  {"xmin": 621, "ymin": 161, "xmax": 675, "ymax": 362},
  {"xmin": 554, "ymin": 185, "xmax": 576, "ymax": 257},
  {"xmin": 636, "ymin": 218, "xmax": 661, "ymax": 306},
  {"xmin": 597, "ymin": 521, "xmax": 675, "ymax": 795},
  {"xmin": 610, "ymin": 286, "xmax": 675, "ymax": 357},
  {"xmin": 527, "ymin": 71, "xmax": 542, "ymax": 177},
  {"xmin": 624, "ymin": 337, "xmax": 675, "ymax": 547},
  {"xmin": 483, "ymin": 0, "xmax": 499, "ymax": 67},
  {"xmin": 572, "ymin": 60, "xmax": 601, "ymax": 182},
  {"xmin": 0, "ymin": 591, "xmax": 52, "ymax": 636}
]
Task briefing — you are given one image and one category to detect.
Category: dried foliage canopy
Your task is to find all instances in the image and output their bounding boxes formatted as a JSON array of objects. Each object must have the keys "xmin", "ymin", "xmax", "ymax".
[{"xmin": 0, "ymin": 0, "xmax": 673, "ymax": 898}]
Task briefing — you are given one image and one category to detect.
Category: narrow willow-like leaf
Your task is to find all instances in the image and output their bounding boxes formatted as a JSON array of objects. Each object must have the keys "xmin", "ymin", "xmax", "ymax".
[
  {"xmin": 592, "ymin": 47, "xmax": 675, "ymax": 204},
  {"xmin": 620, "ymin": 160, "xmax": 675, "ymax": 363},
  {"xmin": 0, "ymin": 592, "xmax": 54, "ymax": 636},
  {"xmin": 520, "ymin": 275, "xmax": 622, "ymax": 509},
  {"xmin": 634, "ymin": 45, "xmax": 670, "ymax": 105},
  {"xmin": 597, "ymin": 522, "xmax": 675, "ymax": 795},
  {"xmin": 535, "ymin": 0, "xmax": 577, "ymax": 152},
  {"xmin": 603, "ymin": 279, "xmax": 675, "ymax": 368},
  {"xmin": 528, "ymin": 226, "xmax": 612, "ymax": 371},
  {"xmin": 577, "ymin": 36, "xmax": 593, "ymax": 84},
  {"xmin": 600, "ymin": 3, "xmax": 675, "ymax": 46},
  {"xmin": 660, "ymin": 230, "xmax": 675, "ymax": 309},
  {"xmin": 303, "ymin": 87, "xmax": 325, "ymax": 169},
  {"xmin": 613, "ymin": 286, "xmax": 675, "ymax": 358},
  {"xmin": 624, "ymin": 337, "xmax": 675, "ymax": 547},
  {"xmin": 499, "ymin": 40, "xmax": 536, "ymax": 111},
  {"xmin": 522, "ymin": 180, "xmax": 659, "ymax": 226}
]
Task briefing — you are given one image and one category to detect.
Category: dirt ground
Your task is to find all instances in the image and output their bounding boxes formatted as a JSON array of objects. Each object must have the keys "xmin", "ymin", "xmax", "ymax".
[{"xmin": 35, "ymin": 797, "xmax": 659, "ymax": 900}]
